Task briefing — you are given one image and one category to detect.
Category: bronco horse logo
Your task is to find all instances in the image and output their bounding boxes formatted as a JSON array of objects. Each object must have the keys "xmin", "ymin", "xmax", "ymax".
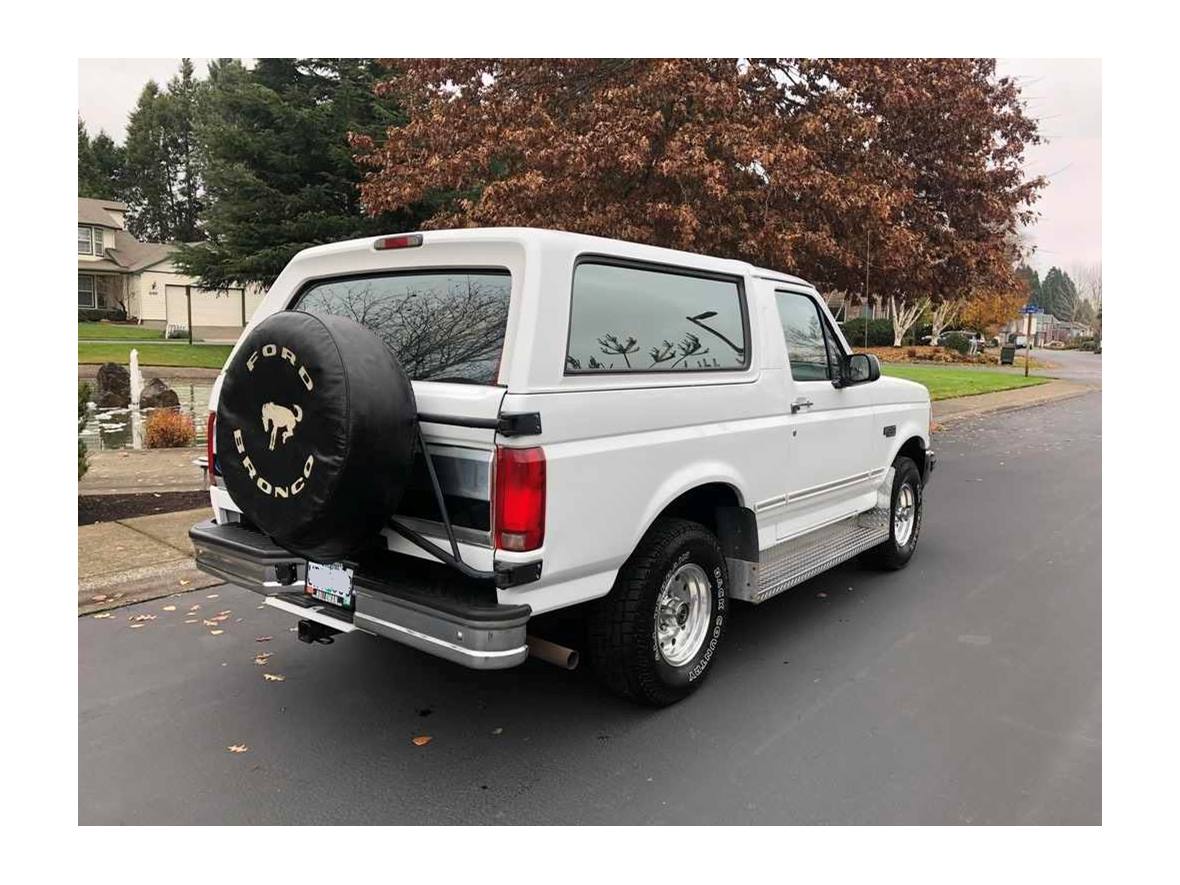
[{"xmin": 261, "ymin": 402, "xmax": 303, "ymax": 451}]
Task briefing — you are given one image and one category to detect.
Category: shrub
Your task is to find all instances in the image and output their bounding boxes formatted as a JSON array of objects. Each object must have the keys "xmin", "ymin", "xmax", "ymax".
[
  {"xmin": 78, "ymin": 307, "xmax": 127, "ymax": 322},
  {"xmin": 943, "ymin": 333, "xmax": 972, "ymax": 355},
  {"xmin": 145, "ymin": 409, "xmax": 196, "ymax": 448},
  {"xmin": 839, "ymin": 317, "xmax": 895, "ymax": 347},
  {"xmin": 1076, "ymin": 338, "xmax": 1098, "ymax": 352},
  {"xmin": 78, "ymin": 382, "xmax": 91, "ymax": 479}
]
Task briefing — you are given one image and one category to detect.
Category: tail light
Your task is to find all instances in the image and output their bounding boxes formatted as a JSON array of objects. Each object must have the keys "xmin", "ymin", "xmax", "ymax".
[
  {"xmin": 493, "ymin": 446, "xmax": 546, "ymax": 552},
  {"xmin": 206, "ymin": 411, "xmax": 218, "ymax": 485}
]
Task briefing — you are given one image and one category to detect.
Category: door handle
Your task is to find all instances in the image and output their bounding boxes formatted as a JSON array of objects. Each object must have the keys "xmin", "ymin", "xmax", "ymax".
[{"xmin": 791, "ymin": 397, "xmax": 814, "ymax": 414}]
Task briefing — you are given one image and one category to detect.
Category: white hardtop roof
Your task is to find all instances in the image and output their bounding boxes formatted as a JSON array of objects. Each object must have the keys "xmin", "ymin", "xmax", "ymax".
[{"xmin": 292, "ymin": 227, "xmax": 813, "ymax": 288}]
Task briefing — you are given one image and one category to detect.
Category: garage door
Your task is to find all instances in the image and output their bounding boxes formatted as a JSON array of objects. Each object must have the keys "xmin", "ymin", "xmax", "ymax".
[{"xmin": 165, "ymin": 285, "xmax": 247, "ymax": 328}]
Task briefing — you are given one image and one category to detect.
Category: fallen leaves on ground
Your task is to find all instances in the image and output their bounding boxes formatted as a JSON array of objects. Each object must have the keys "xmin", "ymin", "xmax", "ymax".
[
  {"xmin": 91, "ymin": 595, "xmax": 108, "ymax": 602},
  {"xmin": 491, "ymin": 727, "xmax": 503, "ymax": 735},
  {"xmin": 203, "ymin": 619, "xmax": 218, "ymax": 627},
  {"xmin": 189, "ymin": 604, "xmax": 201, "ymax": 611},
  {"xmin": 253, "ymin": 652, "xmax": 273, "ymax": 665},
  {"xmin": 131, "ymin": 614, "xmax": 157, "ymax": 621},
  {"xmin": 227, "ymin": 744, "xmax": 248, "ymax": 753},
  {"xmin": 179, "ymin": 580, "xmax": 191, "ymax": 586},
  {"xmin": 162, "ymin": 605, "xmax": 176, "ymax": 612},
  {"xmin": 206, "ymin": 593, "xmax": 219, "ymax": 599},
  {"xmin": 130, "ymin": 623, "xmax": 145, "ymax": 629},
  {"xmin": 263, "ymin": 673, "xmax": 286, "ymax": 682},
  {"xmin": 411, "ymin": 736, "xmax": 433, "ymax": 747},
  {"xmin": 255, "ymin": 636, "xmax": 273, "ymax": 643},
  {"xmin": 184, "ymin": 619, "xmax": 198, "ymax": 624},
  {"xmin": 209, "ymin": 629, "xmax": 224, "ymax": 636},
  {"xmin": 93, "ymin": 612, "xmax": 113, "ymax": 619}
]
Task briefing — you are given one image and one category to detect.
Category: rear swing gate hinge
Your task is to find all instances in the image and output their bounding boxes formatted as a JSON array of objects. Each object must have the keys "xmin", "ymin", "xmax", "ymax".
[{"xmin": 497, "ymin": 412, "xmax": 542, "ymax": 437}]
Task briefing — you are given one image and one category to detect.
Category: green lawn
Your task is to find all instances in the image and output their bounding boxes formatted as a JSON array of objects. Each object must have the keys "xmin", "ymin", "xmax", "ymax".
[
  {"xmin": 882, "ymin": 364, "xmax": 1050, "ymax": 401},
  {"xmin": 78, "ymin": 322, "xmax": 165, "ymax": 340},
  {"xmin": 79, "ymin": 342, "xmax": 233, "ymax": 369}
]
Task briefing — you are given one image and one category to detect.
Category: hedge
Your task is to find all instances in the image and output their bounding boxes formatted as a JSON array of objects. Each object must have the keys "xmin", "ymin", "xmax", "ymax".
[
  {"xmin": 839, "ymin": 317, "xmax": 895, "ymax": 347},
  {"xmin": 78, "ymin": 307, "xmax": 127, "ymax": 322}
]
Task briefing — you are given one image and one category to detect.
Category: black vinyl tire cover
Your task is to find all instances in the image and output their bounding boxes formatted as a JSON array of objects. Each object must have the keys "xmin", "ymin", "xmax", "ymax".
[{"xmin": 216, "ymin": 310, "xmax": 417, "ymax": 561}]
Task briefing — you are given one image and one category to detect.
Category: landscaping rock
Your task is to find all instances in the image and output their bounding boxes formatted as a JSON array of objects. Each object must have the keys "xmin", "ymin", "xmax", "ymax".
[
  {"xmin": 95, "ymin": 362, "xmax": 131, "ymax": 408},
  {"xmin": 140, "ymin": 378, "xmax": 181, "ymax": 409}
]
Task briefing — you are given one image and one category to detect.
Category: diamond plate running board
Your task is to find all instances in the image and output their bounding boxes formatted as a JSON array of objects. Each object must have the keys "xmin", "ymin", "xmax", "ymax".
[{"xmin": 733, "ymin": 506, "xmax": 891, "ymax": 604}]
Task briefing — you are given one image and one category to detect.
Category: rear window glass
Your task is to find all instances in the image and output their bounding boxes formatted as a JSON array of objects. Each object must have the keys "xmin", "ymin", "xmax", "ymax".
[
  {"xmin": 294, "ymin": 270, "xmax": 511, "ymax": 384},
  {"xmin": 565, "ymin": 261, "xmax": 747, "ymax": 373}
]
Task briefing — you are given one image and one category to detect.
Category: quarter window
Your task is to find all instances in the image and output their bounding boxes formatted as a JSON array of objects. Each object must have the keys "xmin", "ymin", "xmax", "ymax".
[
  {"xmin": 565, "ymin": 261, "xmax": 747, "ymax": 373},
  {"xmin": 775, "ymin": 290, "xmax": 844, "ymax": 381}
]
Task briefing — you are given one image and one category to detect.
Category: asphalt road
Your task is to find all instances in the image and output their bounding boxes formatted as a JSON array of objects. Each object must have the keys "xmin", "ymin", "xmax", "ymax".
[{"xmin": 79, "ymin": 393, "xmax": 1101, "ymax": 824}]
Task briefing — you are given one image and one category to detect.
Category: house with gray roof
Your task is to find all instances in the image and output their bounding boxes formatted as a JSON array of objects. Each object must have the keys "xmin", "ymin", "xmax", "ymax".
[{"xmin": 78, "ymin": 197, "xmax": 263, "ymax": 339}]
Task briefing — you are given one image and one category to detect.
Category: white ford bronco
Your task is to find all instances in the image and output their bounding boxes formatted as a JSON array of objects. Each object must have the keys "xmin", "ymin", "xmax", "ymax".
[{"xmin": 191, "ymin": 228, "xmax": 934, "ymax": 705}]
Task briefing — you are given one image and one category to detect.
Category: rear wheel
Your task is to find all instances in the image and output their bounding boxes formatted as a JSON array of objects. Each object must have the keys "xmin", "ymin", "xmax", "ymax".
[
  {"xmin": 863, "ymin": 455, "xmax": 924, "ymax": 570},
  {"xmin": 587, "ymin": 518, "xmax": 728, "ymax": 706}
]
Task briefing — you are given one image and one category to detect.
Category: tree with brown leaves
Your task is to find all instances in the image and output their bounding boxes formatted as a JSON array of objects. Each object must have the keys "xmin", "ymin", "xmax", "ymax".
[{"xmin": 353, "ymin": 59, "xmax": 1043, "ymax": 328}]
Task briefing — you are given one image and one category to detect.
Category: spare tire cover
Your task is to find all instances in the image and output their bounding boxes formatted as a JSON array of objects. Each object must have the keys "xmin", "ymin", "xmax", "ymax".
[{"xmin": 216, "ymin": 310, "xmax": 417, "ymax": 561}]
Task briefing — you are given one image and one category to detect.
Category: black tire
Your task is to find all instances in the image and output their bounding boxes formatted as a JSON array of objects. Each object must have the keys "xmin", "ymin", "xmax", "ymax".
[
  {"xmin": 587, "ymin": 518, "xmax": 728, "ymax": 706},
  {"xmin": 216, "ymin": 311, "xmax": 417, "ymax": 561},
  {"xmin": 862, "ymin": 455, "xmax": 924, "ymax": 570}
]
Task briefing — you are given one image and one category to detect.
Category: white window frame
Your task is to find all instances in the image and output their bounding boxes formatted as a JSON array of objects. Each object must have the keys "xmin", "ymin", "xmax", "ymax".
[
  {"xmin": 78, "ymin": 274, "xmax": 97, "ymax": 309},
  {"xmin": 93, "ymin": 227, "xmax": 104, "ymax": 255},
  {"xmin": 78, "ymin": 226, "xmax": 93, "ymax": 255}
]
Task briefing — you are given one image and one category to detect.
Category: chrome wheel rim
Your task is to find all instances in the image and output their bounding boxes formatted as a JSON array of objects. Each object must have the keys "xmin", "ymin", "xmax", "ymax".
[
  {"xmin": 894, "ymin": 482, "xmax": 917, "ymax": 547},
  {"xmin": 655, "ymin": 562, "xmax": 712, "ymax": 667}
]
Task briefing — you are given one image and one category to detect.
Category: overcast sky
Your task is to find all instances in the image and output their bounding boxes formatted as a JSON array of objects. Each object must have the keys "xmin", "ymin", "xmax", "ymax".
[{"xmin": 78, "ymin": 57, "xmax": 1100, "ymax": 275}]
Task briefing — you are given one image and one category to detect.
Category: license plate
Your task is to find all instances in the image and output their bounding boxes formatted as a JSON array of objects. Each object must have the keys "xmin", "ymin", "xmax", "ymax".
[{"xmin": 306, "ymin": 561, "xmax": 354, "ymax": 609}]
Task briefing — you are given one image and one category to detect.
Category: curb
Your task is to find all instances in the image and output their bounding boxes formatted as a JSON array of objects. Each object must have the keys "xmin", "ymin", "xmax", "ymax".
[{"xmin": 932, "ymin": 382, "xmax": 1095, "ymax": 428}]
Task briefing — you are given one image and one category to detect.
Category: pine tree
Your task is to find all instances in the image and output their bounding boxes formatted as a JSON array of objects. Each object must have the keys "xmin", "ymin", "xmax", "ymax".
[
  {"xmin": 120, "ymin": 60, "xmax": 204, "ymax": 242},
  {"xmin": 1038, "ymin": 267, "xmax": 1079, "ymax": 321},
  {"xmin": 174, "ymin": 58, "xmax": 427, "ymax": 289},
  {"xmin": 1016, "ymin": 264, "xmax": 1042, "ymax": 307},
  {"xmin": 78, "ymin": 118, "xmax": 124, "ymax": 200}
]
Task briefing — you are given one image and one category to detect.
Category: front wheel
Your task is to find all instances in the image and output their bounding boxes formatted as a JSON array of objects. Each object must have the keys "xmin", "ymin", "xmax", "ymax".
[
  {"xmin": 863, "ymin": 455, "xmax": 924, "ymax": 570},
  {"xmin": 587, "ymin": 518, "xmax": 728, "ymax": 706}
]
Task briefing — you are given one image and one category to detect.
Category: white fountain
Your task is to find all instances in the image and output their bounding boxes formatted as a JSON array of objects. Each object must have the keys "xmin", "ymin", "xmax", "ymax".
[
  {"xmin": 129, "ymin": 348, "xmax": 144, "ymax": 449},
  {"xmin": 129, "ymin": 348, "xmax": 143, "ymax": 408}
]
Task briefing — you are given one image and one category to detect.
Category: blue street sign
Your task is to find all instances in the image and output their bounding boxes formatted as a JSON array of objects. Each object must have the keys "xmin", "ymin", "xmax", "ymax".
[{"xmin": 1021, "ymin": 304, "xmax": 1039, "ymax": 314}]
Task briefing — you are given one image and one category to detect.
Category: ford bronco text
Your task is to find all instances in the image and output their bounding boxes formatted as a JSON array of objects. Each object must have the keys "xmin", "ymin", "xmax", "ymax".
[{"xmin": 191, "ymin": 228, "xmax": 934, "ymax": 706}]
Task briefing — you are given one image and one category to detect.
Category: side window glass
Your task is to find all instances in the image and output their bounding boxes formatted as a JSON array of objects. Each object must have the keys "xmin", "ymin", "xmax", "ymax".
[
  {"xmin": 774, "ymin": 291, "xmax": 829, "ymax": 381},
  {"xmin": 566, "ymin": 261, "xmax": 747, "ymax": 373}
]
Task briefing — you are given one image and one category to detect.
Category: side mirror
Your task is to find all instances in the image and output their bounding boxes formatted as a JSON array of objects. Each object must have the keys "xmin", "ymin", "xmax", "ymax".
[{"xmin": 840, "ymin": 353, "xmax": 880, "ymax": 386}]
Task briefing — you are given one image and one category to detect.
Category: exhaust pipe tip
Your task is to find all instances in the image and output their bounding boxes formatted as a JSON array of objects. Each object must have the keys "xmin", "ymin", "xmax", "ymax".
[{"xmin": 527, "ymin": 636, "xmax": 579, "ymax": 670}]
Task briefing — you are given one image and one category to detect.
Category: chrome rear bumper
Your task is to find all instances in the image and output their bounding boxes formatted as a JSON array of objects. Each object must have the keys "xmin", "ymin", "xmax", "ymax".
[{"xmin": 189, "ymin": 520, "xmax": 530, "ymax": 670}]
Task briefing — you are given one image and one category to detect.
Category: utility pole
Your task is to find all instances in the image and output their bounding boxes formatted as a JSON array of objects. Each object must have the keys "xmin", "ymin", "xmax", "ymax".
[
  {"xmin": 863, "ymin": 228, "xmax": 871, "ymax": 351},
  {"xmin": 1024, "ymin": 311, "xmax": 1032, "ymax": 377}
]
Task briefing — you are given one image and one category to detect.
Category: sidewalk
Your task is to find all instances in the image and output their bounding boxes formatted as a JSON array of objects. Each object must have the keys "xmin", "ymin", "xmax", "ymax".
[
  {"xmin": 80, "ymin": 448, "xmax": 205, "ymax": 496},
  {"xmin": 79, "ymin": 507, "xmax": 220, "ymax": 614},
  {"xmin": 932, "ymin": 379, "xmax": 1093, "ymax": 424}
]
